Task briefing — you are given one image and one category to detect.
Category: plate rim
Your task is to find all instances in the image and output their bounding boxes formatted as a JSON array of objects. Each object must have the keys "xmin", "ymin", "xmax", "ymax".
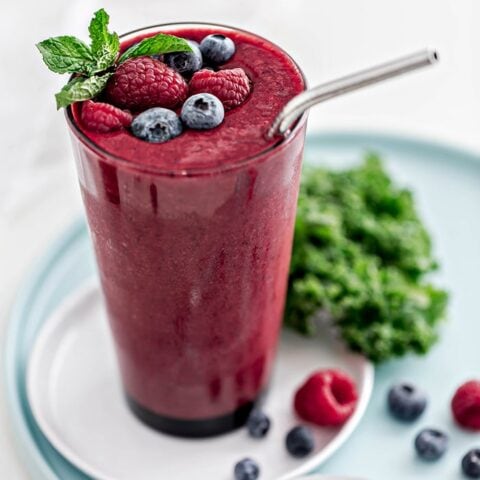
[
  {"xmin": 4, "ymin": 219, "xmax": 87, "ymax": 480},
  {"xmin": 26, "ymin": 281, "xmax": 374, "ymax": 480},
  {"xmin": 5, "ymin": 131, "xmax": 480, "ymax": 480}
]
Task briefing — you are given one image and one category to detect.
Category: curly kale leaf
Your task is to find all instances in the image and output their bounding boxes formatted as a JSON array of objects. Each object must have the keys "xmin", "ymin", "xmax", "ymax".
[{"xmin": 285, "ymin": 154, "xmax": 448, "ymax": 363}]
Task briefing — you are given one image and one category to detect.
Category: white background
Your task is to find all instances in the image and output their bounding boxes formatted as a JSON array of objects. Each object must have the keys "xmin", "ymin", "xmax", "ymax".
[{"xmin": 1, "ymin": 0, "xmax": 479, "ymax": 477}]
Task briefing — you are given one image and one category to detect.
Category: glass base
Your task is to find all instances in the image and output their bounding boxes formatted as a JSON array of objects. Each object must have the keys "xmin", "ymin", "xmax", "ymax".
[{"xmin": 126, "ymin": 394, "xmax": 261, "ymax": 438}]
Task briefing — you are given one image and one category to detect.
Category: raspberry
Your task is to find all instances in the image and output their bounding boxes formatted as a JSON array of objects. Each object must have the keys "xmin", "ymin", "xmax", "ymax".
[
  {"xmin": 294, "ymin": 369, "xmax": 358, "ymax": 427},
  {"xmin": 451, "ymin": 380, "xmax": 480, "ymax": 430},
  {"xmin": 80, "ymin": 100, "xmax": 132, "ymax": 133},
  {"xmin": 106, "ymin": 57, "xmax": 188, "ymax": 111},
  {"xmin": 189, "ymin": 68, "xmax": 251, "ymax": 110}
]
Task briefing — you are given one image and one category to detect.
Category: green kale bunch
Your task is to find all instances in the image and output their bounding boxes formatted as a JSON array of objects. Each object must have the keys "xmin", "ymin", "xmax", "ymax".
[{"xmin": 285, "ymin": 154, "xmax": 448, "ymax": 363}]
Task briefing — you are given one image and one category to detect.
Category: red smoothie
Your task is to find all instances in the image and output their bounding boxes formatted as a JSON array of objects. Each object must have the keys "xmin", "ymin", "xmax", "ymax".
[{"xmin": 68, "ymin": 23, "xmax": 306, "ymax": 437}]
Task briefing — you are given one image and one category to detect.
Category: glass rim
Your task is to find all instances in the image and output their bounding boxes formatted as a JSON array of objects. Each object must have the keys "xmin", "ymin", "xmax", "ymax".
[{"xmin": 65, "ymin": 21, "xmax": 308, "ymax": 177}]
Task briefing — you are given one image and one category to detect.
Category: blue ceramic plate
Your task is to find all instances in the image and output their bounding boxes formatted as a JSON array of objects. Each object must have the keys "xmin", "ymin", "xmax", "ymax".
[{"xmin": 5, "ymin": 132, "xmax": 480, "ymax": 479}]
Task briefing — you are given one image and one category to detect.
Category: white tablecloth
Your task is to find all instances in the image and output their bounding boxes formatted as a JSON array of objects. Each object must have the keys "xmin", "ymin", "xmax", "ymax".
[{"xmin": 1, "ymin": 0, "xmax": 479, "ymax": 477}]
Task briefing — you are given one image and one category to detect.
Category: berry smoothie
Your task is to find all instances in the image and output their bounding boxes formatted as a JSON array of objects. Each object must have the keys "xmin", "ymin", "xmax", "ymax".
[{"xmin": 68, "ymin": 24, "xmax": 306, "ymax": 437}]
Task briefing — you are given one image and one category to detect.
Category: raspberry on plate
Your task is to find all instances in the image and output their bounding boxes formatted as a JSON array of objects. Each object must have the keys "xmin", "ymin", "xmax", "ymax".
[
  {"xmin": 189, "ymin": 68, "xmax": 251, "ymax": 110},
  {"xmin": 106, "ymin": 57, "xmax": 188, "ymax": 111},
  {"xmin": 80, "ymin": 100, "xmax": 132, "ymax": 133},
  {"xmin": 294, "ymin": 369, "xmax": 358, "ymax": 427},
  {"xmin": 451, "ymin": 380, "xmax": 480, "ymax": 430}
]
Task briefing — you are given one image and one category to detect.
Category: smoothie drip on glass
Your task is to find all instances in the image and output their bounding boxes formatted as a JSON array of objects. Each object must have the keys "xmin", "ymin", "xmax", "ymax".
[{"xmin": 69, "ymin": 24, "xmax": 306, "ymax": 437}]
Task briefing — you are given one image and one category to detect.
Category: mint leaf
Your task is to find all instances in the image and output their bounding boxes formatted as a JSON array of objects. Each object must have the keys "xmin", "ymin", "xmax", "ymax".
[
  {"xmin": 55, "ymin": 73, "xmax": 112, "ymax": 109},
  {"xmin": 88, "ymin": 8, "xmax": 119, "ymax": 73},
  {"xmin": 119, "ymin": 33, "xmax": 192, "ymax": 63},
  {"xmin": 37, "ymin": 36, "xmax": 95, "ymax": 74}
]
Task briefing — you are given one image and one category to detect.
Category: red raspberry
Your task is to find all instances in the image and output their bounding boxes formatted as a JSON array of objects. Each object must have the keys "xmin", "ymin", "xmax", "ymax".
[
  {"xmin": 106, "ymin": 57, "xmax": 188, "ymax": 111},
  {"xmin": 451, "ymin": 380, "xmax": 480, "ymax": 430},
  {"xmin": 189, "ymin": 68, "xmax": 251, "ymax": 110},
  {"xmin": 80, "ymin": 100, "xmax": 132, "ymax": 133},
  {"xmin": 294, "ymin": 369, "xmax": 358, "ymax": 427}
]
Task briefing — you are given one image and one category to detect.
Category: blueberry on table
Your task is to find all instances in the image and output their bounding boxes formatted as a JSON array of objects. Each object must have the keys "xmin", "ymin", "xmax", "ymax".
[
  {"xmin": 285, "ymin": 425, "xmax": 315, "ymax": 458},
  {"xmin": 387, "ymin": 382, "xmax": 427, "ymax": 422},
  {"xmin": 462, "ymin": 449, "xmax": 480, "ymax": 478},
  {"xmin": 246, "ymin": 409, "xmax": 271, "ymax": 438},
  {"xmin": 164, "ymin": 40, "xmax": 203, "ymax": 76},
  {"xmin": 200, "ymin": 34, "xmax": 235, "ymax": 64},
  {"xmin": 414, "ymin": 428, "xmax": 448, "ymax": 461},
  {"xmin": 181, "ymin": 93, "xmax": 224, "ymax": 130},
  {"xmin": 234, "ymin": 458, "xmax": 260, "ymax": 480},
  {"xmin": 131, "ymin": 108, "xmax": 183, "ymax": 143}
]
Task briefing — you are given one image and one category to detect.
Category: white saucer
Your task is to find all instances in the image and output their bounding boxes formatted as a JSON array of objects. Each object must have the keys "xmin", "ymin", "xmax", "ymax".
[{"xmin": 27, "ymin": 282, "xmax": 373, "ymax": 480}]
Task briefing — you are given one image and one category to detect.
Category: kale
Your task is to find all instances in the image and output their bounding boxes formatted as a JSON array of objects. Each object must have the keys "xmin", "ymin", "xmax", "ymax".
[{"xmin": 285, "ymin": 153, "xmax": 448, "ymax": 363}]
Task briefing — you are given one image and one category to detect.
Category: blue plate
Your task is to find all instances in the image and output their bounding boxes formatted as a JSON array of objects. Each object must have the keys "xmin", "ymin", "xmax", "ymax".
[{"xmin": 5, "ymin": 132, "xmax": 480, "ymax": 479}]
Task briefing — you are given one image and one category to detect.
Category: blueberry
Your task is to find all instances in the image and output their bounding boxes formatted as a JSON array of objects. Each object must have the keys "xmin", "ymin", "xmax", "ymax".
[
  {"xmin": 246, "ymin": 409, "xmax": 271, "ymax": 438},
  {"xmin": 414, "ymin": 428, "xmax": 448, "ymax": 461},
  {"xmin": 164, "ymin": 40, "xmax": 202, "ymax": 76},
  {"xmin": 131, "ymin": 108, "xmax": 182, "ymax": 143},
  {"xmin": 462, "ymin": 449, "xmax": 480, "ymax": 478},
  {"xmin": 234, "ymin": 458, "xmax": 260, "ymax": 480},
  {"xmin": 181, "ymin": 93, "xmax": 224, "ymax": 130},
  {"xmin": 200, "ymin": 34, "xmax": 235, "ymax": 65},
  {"xmin": 285, "ymin": 425, "xmax": 315, "ymax": 458},
  {"xmin": 387, "ymin": 382, "xmax": 427, "ymax": 422}
]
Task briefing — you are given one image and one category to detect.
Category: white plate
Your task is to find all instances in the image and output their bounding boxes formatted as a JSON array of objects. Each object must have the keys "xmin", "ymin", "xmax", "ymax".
[{"xmin": 27, "ymin": 282, "xmax": 373, "ymax": 480}]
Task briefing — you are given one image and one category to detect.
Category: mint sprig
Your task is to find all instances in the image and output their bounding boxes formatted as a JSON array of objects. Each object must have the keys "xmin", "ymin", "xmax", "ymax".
[
  {"xmin": 36, "ymin": 36, "xmax": 95, "ymax": 75},
  {"xmin": 37, "ymin": 9, "xmax": 192, "ymax": 109},
  {"xmin": 88, "ymin": 9, "xmax": 120, "ymax": 73},
  {"xmin": 55, "ymin": 73, "xmax": 113, "ymax": 109},
  {"xmin": 119, "ymin": 34, "xmax": 192, "ymax": 63}
]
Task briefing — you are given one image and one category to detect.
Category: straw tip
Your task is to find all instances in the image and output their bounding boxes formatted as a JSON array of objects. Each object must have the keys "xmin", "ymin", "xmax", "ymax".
[{"xmin": 427, "ymin": 49, "xmax": 439, "ymax": 64}]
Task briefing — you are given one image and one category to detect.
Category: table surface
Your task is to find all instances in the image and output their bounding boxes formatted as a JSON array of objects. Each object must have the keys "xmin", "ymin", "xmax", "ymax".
[{"xmin": 1, "ymin": 0, "xmax": 480, "ymax": 478}]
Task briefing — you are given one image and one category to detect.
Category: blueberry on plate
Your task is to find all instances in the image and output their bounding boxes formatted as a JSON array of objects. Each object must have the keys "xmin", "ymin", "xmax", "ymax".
[
  {"xmin": 164, "ymin": 40, "xmax": 202, "ymax": 76},
  {"xmin": 246, "ymin": 409, "xmax": 271, "ymax": 439},
  {"xmin": 414, "ymin": 428, "xmax": 449, "ymax": 461},
  {"xmin": 181, "ymin": 93, "xmax": 224, "ymax": 130},
  {"xmin": 131, "ymin": 108, "xmax": 182, "ymax": 143},
  {"xmin": 387, "ymin": 382, "xmax": 427, "ymax": 422},
  {"xmin": 462, "ymin": 449, "xmax": 480, "ymax": 478},
  {"xmin": 285, "ymin": 425, "xmax": 315, "ymax": 458},
  {"xmin": 234, "ymin": 458, "xmax": 260, "ymax": 480},
  {"xmin": 200, "ymin": 34, "xmax": 235, "ymax": 64}
]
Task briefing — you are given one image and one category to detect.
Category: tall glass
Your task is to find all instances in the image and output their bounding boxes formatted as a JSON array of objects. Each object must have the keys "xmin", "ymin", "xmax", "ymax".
[{"xmin": 67, "ymin": 23, "xmax": 307, "ymax": 438}]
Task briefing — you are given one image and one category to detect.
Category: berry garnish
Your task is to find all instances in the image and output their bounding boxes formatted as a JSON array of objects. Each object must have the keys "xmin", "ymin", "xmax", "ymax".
[
  {"xmin": 285, "ymin": 425, "xmax": 315, "ymax": 458},
  {"xmin": 246, "ymin": 409, "xmax": 271, "ymax": 439},
  {"xmin": 37, "ymin": 9, "xmax": 192, "ymax": 109},
  {"xmin": 189, "ymin": 68, "xmax": 251, "ymax": 110},
  {"xmin": 106, "ymin": 57, "xmax": 187, "ymax": 111},
  {"xmin": 81, "ymin": 100, "xmax": 132, "ymax": 133},
  {"xmin": 462, "ymin": 449, "xmax": 480, "ymax": 478},
  {"xmin": 181, "ymin": 93, "xmax": 224, "ymax": 130},
  {"xmin": 387, "ymin": 382, "xmax": 427, "ymax": 422},
  {"xmin": 234, "ymin": 458, "xmax": 260, "ymax": 480},
  {"xmin": 294, "ymin": 369, "xmax": 358, "ymax": 427},
  {"xmin": 200, "ymin": 34, "xmax": 235, "ymax": 65},
  {"xmin": 414, "ymin": 428, "xmax": 449, "ymax": 461},
  {"xmin": 131, "ymin": 108, "xmax": 182, "ymax": 143},
  {"xmin": 452, "ymin": 380, "xmax": 480, "ymax": 430},
  {"xmin": 164, "ymin": 40, "xmax": 203, "ymax": 76}
]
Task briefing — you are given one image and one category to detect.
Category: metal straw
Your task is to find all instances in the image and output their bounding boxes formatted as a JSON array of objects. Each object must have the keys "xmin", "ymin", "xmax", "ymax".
[{"xmin": 267, "ymin": 49, "xmax": 439, "ymax": 138}]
